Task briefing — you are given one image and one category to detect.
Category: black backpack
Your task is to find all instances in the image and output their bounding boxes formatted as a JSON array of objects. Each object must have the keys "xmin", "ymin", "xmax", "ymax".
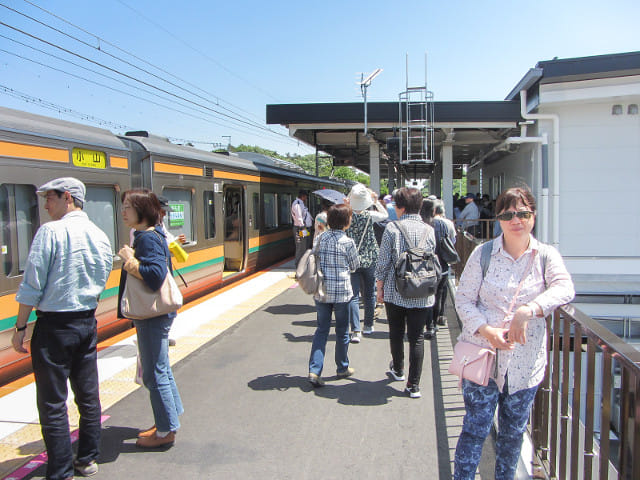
[{"xmin": 393, "ymin": 221, "xmax": 442, "ymax": 298}]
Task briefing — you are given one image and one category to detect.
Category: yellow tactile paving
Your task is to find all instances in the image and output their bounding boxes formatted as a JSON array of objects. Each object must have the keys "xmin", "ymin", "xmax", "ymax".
[{"xmin": 0, "ymin": 274, "xmax": 296, "ymax": 478}]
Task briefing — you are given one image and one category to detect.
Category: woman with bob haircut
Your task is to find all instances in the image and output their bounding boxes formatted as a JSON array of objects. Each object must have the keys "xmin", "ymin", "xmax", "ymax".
[
  {"xmin": 375, "ymin": 187, "xmax": 437, "ymax": 399},
  {"xmin": 453, "ymin": 187, "xmax": 574, "ymax": 479},
  {"xmin": 307, "ymin": 204, "xmax": 359, "ymax": 386},
  {"xmin": 117, "ymin": 189, "xmax": 184, "ymax": 448}
]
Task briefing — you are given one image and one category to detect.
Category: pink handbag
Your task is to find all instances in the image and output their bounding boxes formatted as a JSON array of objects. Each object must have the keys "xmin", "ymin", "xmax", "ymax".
[
  {"xmin": 448, "ymin": 341, "xmax": 495, "ymax": 386},
  {"xmin": 449, "ymin": 251, "xmax": 536, "ymax": 387}
]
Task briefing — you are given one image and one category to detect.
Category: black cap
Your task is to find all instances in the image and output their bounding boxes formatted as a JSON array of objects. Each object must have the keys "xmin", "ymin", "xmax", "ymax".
[{"xmin": 158, "ymin": 195, "xmax": 173, "ymax": 212}]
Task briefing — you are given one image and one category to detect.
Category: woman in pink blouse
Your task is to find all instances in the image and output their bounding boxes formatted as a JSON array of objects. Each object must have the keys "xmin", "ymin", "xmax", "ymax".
[{"xmin": 453, "ymin": 187, "xmax": 574, "ymax": 480}]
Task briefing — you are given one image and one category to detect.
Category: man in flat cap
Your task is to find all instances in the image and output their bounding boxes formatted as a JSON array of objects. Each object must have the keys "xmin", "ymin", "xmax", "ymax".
[{"xmin": 12, "ymin": 177, "xmax": 112, "ymax": 479}]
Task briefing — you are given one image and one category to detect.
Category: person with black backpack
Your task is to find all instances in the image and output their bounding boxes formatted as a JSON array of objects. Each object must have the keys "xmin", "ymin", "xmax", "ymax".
[
  {"xmin": 375, "ymin": 187, "xmax": 440, "ymax": 399},
  {"xmin": 431, "ymin": 199, "xmax": 458, "ymax": 328}
]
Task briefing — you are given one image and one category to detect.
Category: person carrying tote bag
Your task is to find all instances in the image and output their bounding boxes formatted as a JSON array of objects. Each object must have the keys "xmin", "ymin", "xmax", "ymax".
[
  {"xmin": 453, "ymin": 187, "xmax": 574, "ymax": 480},
  {"xmin": 117, "ymin": 189, "xmax": 184, "ymax": 449}
]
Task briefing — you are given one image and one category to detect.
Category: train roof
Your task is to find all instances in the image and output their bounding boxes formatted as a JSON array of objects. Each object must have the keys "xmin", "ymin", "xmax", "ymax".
[
  {"xmin": 0, "ymin": 106, "xmax": 129, "ymax": 152},
  {"xmin": 122, "ymin": 131, "xmax": 345, "ymax": 187}
]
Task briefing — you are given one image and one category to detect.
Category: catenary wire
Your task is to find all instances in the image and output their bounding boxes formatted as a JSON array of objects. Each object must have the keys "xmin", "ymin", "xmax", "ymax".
[{"xmin": 13, "ymin": 1, "xmax": 271, "ymax": 127}]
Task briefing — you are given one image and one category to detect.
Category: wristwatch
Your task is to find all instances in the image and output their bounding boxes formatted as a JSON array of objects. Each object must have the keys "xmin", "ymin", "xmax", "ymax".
[{"xmin": 15, "ymin": 324, "xmax": 27, "ymax": 332}]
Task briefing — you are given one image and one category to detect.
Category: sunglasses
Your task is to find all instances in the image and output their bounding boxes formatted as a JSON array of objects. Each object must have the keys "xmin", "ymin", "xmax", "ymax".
[{"xmin": 496, "ymin": 211, "xmax": 534, "ymax": 221}]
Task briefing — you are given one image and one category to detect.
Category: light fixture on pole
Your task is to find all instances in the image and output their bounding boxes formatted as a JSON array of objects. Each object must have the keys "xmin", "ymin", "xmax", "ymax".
[
  {"xmin": 359, "ymin": 68, "xmax": 382, "ymax": 135},
  {"xmin": 222, "ymin": 135, "xmax": 231, "ymax": 151}
]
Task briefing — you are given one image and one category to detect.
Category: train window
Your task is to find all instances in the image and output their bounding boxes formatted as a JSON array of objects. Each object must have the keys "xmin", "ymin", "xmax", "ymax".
[
  {"xmin": 204, "ymin": 191, "xmax": 215, "ymax": 239},
  {"xmin": 264, "ymin": 193, "xmax": 278, "ymax": 229},
  {"xmin": 278, "ymin": 193, "xmax": 292, "ymax": 226},
  {"xmin": 0, "ymin": 184, "xmax": 39, "ymax": 276},
  {"xmin": 85, "ymin": 186, "xmax": 118, "ymax": 254},
  {"xmin": 252, "ymin": 193, "xmax": 260, "ymax": 230},
  {"xmin": 163, "ymin": 189, "xmax": 193, "ymax": 242}
]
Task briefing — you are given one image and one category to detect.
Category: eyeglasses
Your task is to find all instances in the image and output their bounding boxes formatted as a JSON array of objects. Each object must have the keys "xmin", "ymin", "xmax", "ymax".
[{"xmin": 496, "ymin": 211, "xmax": 534, "ymax": 221}]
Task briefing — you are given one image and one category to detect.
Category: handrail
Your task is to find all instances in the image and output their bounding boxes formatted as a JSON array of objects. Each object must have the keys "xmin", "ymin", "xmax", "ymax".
[
  {"xmin": 531, "ymin": 304, "xmax": 640, "ymax": 479},
  {"xmin": 451, "ymin": 231, "xmax": 640, "ymax": 479}
]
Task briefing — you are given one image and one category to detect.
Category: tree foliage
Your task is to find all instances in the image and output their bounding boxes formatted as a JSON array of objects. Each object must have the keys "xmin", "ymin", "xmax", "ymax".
[{"xmin": 229, "ymin": 144, "xmax": 370, "ymax": 185}]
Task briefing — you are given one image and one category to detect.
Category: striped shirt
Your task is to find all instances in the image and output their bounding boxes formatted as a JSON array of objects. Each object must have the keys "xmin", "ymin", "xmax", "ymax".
[
  {"xmin": 314, "ymin": 230, "xmax": 359, "ymax": 303},
  {"xmin": 375, "ymin": 214, "xmax": 436, "ymax": 308}
]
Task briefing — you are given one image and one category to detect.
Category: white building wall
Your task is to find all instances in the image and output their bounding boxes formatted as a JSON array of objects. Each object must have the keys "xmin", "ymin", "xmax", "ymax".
[{"xmin": 539, "ymin": 78, "xmax": 640, "ymax": 275}]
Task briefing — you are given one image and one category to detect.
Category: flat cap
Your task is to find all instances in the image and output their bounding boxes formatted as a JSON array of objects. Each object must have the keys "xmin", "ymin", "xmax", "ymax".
[{"xmin": 37, "ymin": 177, "xmax": 86, "ymax": 203}]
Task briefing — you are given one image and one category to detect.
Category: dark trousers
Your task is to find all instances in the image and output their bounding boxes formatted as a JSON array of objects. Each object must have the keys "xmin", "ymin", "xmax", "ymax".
[
  {"xmin": 433, "ymin": 270, "xmax": 449, "ymax": 320},
  {"xmin": 31, "ymin": 313, "xmax": 101, "ymax": 480},
  {"xmin": 293, "ymin": 227, "xmax": 310, "ymax": 268},
  {"xmin": 385, "ymin": 302, "xmax": 427, "ymax": 386}
]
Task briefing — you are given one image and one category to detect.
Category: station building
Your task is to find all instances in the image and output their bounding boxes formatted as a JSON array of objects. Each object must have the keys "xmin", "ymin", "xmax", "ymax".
[{"xmin": 267, "ymin": 51, "xmax": 640, "ymax": 295}]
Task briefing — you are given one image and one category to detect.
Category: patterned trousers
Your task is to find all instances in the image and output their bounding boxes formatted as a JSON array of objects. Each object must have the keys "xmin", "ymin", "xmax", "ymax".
[{"xmin": 454, "ymin": 377, "xmax": 538, "ymax": 480}]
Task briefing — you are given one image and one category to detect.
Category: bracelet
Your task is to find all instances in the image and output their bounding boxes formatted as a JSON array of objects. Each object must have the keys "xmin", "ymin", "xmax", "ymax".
[{"xmin": 15, "ymin": 324, "xmax": 27, "ymax": 332}]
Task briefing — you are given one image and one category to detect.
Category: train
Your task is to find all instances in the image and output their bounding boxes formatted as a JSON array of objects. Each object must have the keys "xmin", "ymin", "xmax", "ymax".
[{"xmin": 0, "ymin": 106, "xmax": 345, "ymax": 385}]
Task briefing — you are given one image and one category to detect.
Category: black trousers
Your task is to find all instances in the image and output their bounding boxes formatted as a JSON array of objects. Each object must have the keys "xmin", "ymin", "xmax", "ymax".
[
  {"xmin": 433, "ymin": 270, "xmax": 449, "ymax": 320},
  {"xmin": 293, "ymin": 227, "xmax": 310, "ymax": 269},
  {"xmin": 385, "ymin": 302, "xmax": 427, "ymax": 387},
  {"xmin": 31, "ymin": 312, "xmax": 101, "ymax": 480}
]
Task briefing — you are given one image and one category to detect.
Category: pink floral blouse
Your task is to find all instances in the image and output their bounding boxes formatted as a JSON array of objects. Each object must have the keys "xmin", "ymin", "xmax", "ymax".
[{"xmin": 455, "ymin": 234, "xmax": 575, "ymax": 393}]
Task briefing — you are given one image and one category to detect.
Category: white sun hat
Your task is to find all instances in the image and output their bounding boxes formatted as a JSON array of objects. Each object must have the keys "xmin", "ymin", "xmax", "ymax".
[{"xmin": 348, "ymin": 183, "xmax": 373, "ymax": 212}]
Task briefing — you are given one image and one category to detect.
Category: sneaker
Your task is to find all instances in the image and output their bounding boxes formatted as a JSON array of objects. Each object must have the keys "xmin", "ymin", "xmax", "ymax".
[
  {"xmin": 388, "ymin": 361, "xmax": 405, "ymax": 381},
  {"xmin": 73, "ymin": 459, "xmax": 98, "ymax": 477},
  {"xmin": 424, "ymin": 327, "xmax": 435, "ymax": 340},
  {"xmin": 308, "ymin": 372, "xmax": 325, "ymax": 387},
  {"xmin": 337, "ymin": 367, "xmax": 355, "ymax": 378},
  {"xmin": 363, "ymin": 325, "xmax": 374, "ymax": 335},
  {"xmin": 405, "ymin": 384, "xmax": 421, "ymax": 398},
  {"xmin": 168, "ymin": 338, "xmax": 177, "ymax": 346},
  {"xmin": 437, "ymin": 315, "xmax": 447, "ymax": 326},
  {"xmin": 350, "ymin": 332, "xmax": 361, "ymax": 343}
]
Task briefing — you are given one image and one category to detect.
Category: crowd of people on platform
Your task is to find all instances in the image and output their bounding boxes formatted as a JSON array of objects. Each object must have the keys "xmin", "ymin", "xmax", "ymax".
[
  {"xmin": 294, "ymin": 183, "xmax": 574, "ymax": 480},
  {"xmin": 9, "ymin": 174, "xmax": 574, "ymax": 480}
]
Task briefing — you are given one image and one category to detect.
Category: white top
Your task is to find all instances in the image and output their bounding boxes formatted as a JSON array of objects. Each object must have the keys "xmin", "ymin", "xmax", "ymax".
[{"xmin": 455, "ymin": 234, "xmax": 575, "ymax": 393}]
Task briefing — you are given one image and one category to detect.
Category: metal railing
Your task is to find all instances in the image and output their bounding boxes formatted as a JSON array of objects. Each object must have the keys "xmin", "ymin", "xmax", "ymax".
[{"xmin": 452, "ymin": 230, "xmax": 640, "ymax": 479}]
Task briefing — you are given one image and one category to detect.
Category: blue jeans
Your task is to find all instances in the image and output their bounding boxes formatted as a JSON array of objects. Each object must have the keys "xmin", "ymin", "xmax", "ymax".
[
  {"xmin": 349, "ymin": 266, "xmax": 376, "ymax": 331},
  {"xmin": 135, "ymin": 315, "xmax": 184, "ymax": 433},
  {"xmin": 309, "ymin": 301, "xmax": 350, "ymax": 375},
  {"xmin": 454, "ymin": 378, "xmax": 539, "ymax": 480},
  {"xmin": 31, "ymin": 312, "xmax": 101, "ymax": 480}
]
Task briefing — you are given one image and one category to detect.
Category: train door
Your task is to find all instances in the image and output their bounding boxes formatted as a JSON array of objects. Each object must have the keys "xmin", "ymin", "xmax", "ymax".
[{"xmin": 223, "ymin": 185, "xmax": 245, "ymax": 273}]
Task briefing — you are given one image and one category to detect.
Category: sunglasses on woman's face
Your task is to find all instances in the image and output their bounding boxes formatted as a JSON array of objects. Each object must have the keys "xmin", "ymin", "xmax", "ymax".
[{"xmin": 496, "ymin": 211, "xmax": 534, "ymax": 221}]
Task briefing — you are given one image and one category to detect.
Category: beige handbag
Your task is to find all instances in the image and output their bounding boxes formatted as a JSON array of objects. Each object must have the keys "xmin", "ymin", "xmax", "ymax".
[{"xmin": 121, "ymin": 236, "xmax": 183, "ymax": 319}]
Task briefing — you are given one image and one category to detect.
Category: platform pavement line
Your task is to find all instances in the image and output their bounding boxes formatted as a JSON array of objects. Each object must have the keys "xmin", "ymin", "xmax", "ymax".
[{"xmin": 0, "ymin": 269, "xmax": 296, "ymax": 479}]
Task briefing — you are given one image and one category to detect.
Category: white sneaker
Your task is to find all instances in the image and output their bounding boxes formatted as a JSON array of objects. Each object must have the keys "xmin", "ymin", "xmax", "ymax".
[
  {"xmin": 350, "ymin": 332, "xmax": 361, "ymax": 343},
  {"xmin": 388, "ymin": 361, "xmax": 405, "ymax": 381},
  {"xmin": 363, "ymin": 325, "xmax": 374, "ymax": 334}
]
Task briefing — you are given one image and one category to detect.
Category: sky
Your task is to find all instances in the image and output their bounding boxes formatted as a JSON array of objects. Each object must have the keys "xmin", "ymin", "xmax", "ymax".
[{"xmin": 1, "ymin": 0, "xmax": 639, "ymax": 156}]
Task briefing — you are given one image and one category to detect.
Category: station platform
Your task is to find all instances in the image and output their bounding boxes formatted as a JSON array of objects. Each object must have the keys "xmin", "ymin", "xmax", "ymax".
[{"xmin": 0, "ymin": 260, "xmax": 508, "ymax": 480}]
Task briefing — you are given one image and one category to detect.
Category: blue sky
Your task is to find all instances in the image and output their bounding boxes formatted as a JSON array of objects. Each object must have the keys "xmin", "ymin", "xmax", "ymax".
[{"xmin": 1, "ymin": 0, "xmax": 638, "ymax": 155}]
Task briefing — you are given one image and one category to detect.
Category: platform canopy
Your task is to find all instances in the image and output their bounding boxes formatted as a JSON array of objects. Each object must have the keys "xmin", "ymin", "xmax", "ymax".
[{"xmin": 266, "ymin": 100, "xmax": 523, "ymax": 182}]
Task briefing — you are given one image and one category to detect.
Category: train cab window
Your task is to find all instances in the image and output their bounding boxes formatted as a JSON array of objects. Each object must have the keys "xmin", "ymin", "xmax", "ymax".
[
  {"xmin": 0, "ymin": 184, "xmax": 39, "ymax": 276},
  {"xmin": 264, "ymin": 193, "xmax": 278, "ymax": 229},
  {"xmin": 85, "ymin": 186, "xmax": 118, "ymax": 254},
  {"xmin": 204, "ymin": 191, "xmax": 216, "ymax": 239},
  {"xmin": 163, "ymin": 189, "xmax": 193, "ymax": 242},
  {"xmin": 278, "ymin": 193, "xmax": 292, "ymax": 226},
  {"xmin": 252, "ymin": 193, "xmax": 260, "ymax": 230}
]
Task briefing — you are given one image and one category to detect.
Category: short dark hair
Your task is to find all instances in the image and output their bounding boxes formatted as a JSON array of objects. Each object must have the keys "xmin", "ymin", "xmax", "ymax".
[
  {"xmin": 393, "ymin": 187, "xmax": 422, "ymax": 214},
  {"xmin": 122, "ymin": 189, "xmax": 162, "ymax": 227},
  {"xmin": 420, "ymin": 198, "xmax": 435, "ymax": 223},
  {"xmin": 51, "ymin": 189, "xmax": 83, "ymax": 209},
  {"xmin": 298, "ymin": 190, "xmax": 308, "ymax": 198},
  {"xmin": 495, "ymin": 187, "xmax": 536, "ymax": 214},
  {"xmin": 327, "ymin": 204, "xmax": 352, "ymax": 230}
]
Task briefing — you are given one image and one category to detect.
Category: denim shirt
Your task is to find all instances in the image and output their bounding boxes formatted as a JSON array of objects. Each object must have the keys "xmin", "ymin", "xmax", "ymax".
[{"xmin": 16, "ymin": 210, "xmax": 113, "ymax": 311}]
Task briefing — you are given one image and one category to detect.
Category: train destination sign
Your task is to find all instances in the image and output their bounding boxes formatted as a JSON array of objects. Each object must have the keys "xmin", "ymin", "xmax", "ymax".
[
  {"xmin": 169, "ymin": 204, "xmax": 185, "ymax": 227},
  {"xmin": 72, "ymin": 148, "xmax": 106, "ymax": 169}
]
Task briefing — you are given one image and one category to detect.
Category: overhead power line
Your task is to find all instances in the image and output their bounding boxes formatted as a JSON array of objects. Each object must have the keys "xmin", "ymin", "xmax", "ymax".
[{"xmin": 18, "ymin": 0, "xmax": 271, "ymax": 126}]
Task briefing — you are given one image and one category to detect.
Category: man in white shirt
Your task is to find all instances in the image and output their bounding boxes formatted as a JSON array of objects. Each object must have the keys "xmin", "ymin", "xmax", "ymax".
[
  {"xmin": 291, "ymin": 190, "xmax": 313, "ymax": 268},
  {"xmin": 458, "ymin": 193, "xmax": 480, "ymax": 236}
]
